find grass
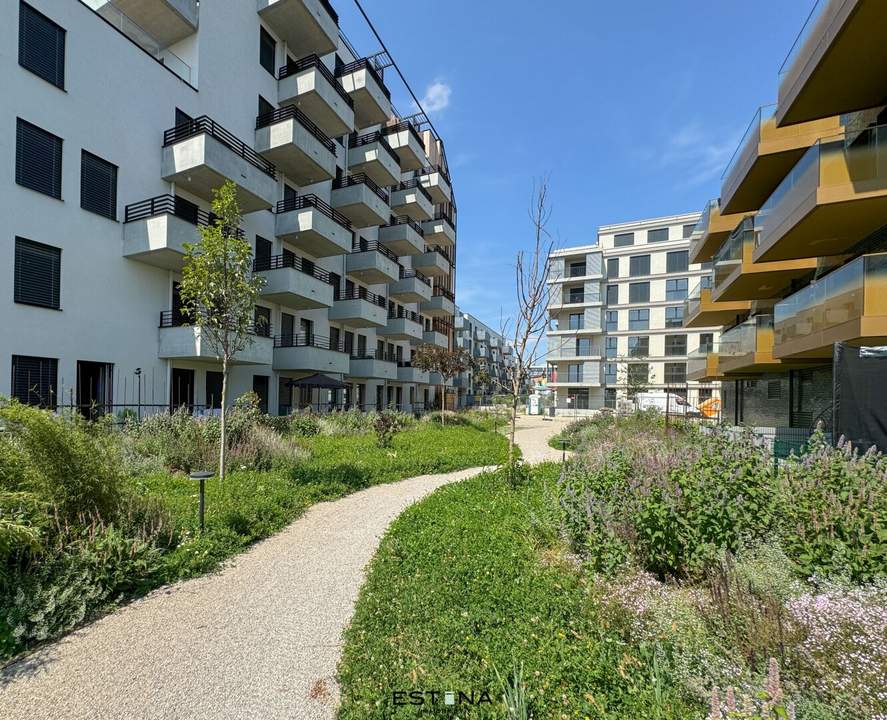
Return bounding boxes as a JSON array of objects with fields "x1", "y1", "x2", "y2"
[{"x1": 336, "y1": 466, "x2": 700, "y2": 719}]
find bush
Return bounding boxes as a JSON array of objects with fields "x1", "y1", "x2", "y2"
[{"x1": 372, "y1": 411, "x2": 402, "y2": 448}]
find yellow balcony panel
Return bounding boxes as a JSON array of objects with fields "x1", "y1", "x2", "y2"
[
  {"x1": 683, "y1": 279, "x2": 751, "y2": 329},
  {"x1": 776, "y1": 0, "x2": 887, "y2": 127},
  {"x1": 712, "y1": 218, "x2": 817, "y2": 302},
  {"x1": 721, "y1": 104, "x2": 842, "y2": 214},
  {"x1": 774, "y1": 253, "x2": 887, "y2": 359},
  {"x1": 687, "y1": 199, "x2": 749, "y2": 265},
  {"x1": 718, "y1": 315, "x2": 780, "y2": 375},
  {"x1": 755, "y1": 125, "x2": 887, "y2": 263}
]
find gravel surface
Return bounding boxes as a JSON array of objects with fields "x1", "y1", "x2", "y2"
[
  {"x1": 510, "y1": 413, "x2": 573, "y2": 464},
  {"x1": 0, "y1": 466, "x2": 495, "y2": 720}
]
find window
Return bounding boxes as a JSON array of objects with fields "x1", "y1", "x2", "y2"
[
  {"x1": 576, "y1": 338, "x2": 592, "y2": 356},
  {"x1": 664, "y1": 362, "x2": 687, "y2": 384},
  {"x1": 606, "y1": 284, "x2": 618, "y2": 304},
  {"x1": 568, "y1": 313, "x2": 583, "y2": 330},
  {"x1": 19, "y1": 2, "x2": 65, "y2": 89},
  {"x1": 698, "y1": 388, "x2": 713, "y2": 401},
  {"x1": 767, "y1": 380, "x2": 782, "y2": 399},
  {"x1": 666, "y1": 250, "x2": 689, "y2": 273},
  {"x1": 628, "y1": 282, "x2": 650, "y2": 304},
  {"x1": 258, "y1": 95, "x2": 274, "y2": 117},
  {"x1": 14, "y1": 237, "x2": 60, "y2": 309},
  {"x1": 604, "y1": 363, "x2": 617, "y2": 385},
  {"x1": 259, "y1": 27, "x2": 276, "y2": 75},
  {"x1": 629, "y1": 254, "x2": 650, "y2": 277},
  {"x1": 254, "y1": 306, "x2": 272, "y2": 337},
  {"x1": 666, "y1": 277, "x2": 688, "y2": 301},
  {"x1": 665, "y1": 306, "x2": 684, "y2": 328},
  {"x1": 567, "y1": 364, "x2": 583, "y2": 382},
  {"x1": 647, "y1": 228, "x2": 669, "y2": 243},
  {"x1": 206, "y1": 372, "x2": 223, "y2": 409},
  {"x1": 683, "y1": 223, "x2": 697, "y2": 239},
  {"x1": 606, "y1": 257, "x2": 619, "y2": 278},
  {"x1": 628, "y1": 308, "x2": 649, "y2": 330},
  {"x1": 253, "y1": 375, "x2": 269, "y2": 413},
  {"x1": 699, "y1": 333, "x2": 714, "y2": 353},
  {"x1": 255, "y1": 236, "x2": 272, "y2": 263},
  {"x1": 614, "y1": 232, "x2": 634, "y2": 247},
  {"x1": 568, "y1": 261, "x2": 586, "y2": 277},
  {"x1": 628, "y1": 336, "x2": 649, "y2": 357},
  {"x1": 16, "y1": 118, "x2": 62, "y2": 199},
  {"x1": 605, "y1": 337, "x2": 618, "y2": 358},
  {"x1": 605, "y1": 310, "x2": 618, "y2": 332},
  {"x1": 627, "y1": 364, "x2": 649, "y2": 385},
  {"x1": 80, "y1": 150, "x2": 117, "y2": 219},
  {"x1": 11, "y1": 354, "x2": 58, "y2": 408},
  {"x1": 330, "y1": 326, "x2": 341, "y2": 351},
  {"x1": 568, "y1": 286, "x2": 584, "y2": 303},
  {"x1": 604, "y1": 388, "x2": 617, "y2": 409},
  {"x1": 665, "y1": 334, "x2": 687, "y2": 356}
]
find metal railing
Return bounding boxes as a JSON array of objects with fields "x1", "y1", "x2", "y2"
[
  {"x1": 252, "y1": 253, "x2": 333, "y2": 284},
  {"x1": 159, "y1": 311, "x2": 271, "y2": 337},
  {"x1": 399, "y1": 267, "x2": 431, "y2": 286},
  {"x1": 163, "y1": 115, "x2": 276, "y2": 178},
  {"x1": 429, "y1": 318, "x2": 452, "y2": 334},
  {"x1": 384, "y1": 119, "x2": 423, "y2": 148},
  {"x1": 336, "y1": 286, "x2": 387, "y2": 307},
  {"x1": 424, "y1": 244, "x2": 454, "y2": 266},
  {"x1": 352, "y1": 350, "x2": 397, "y2": 362},
  {"x1": 415, "y1": 163, "x2": 451, "y2": 184},
  {"x1": 275, "y1": 193, "x2": 352, "y2": 230},
  {"x1": 255, "y1": 105, "x2": 336, "y2": 153},
  {"x1": 432, "y1": 286, "x2": 455, "y2": 301},
  {"x1": 335, "y1": 58, "x2": 390, "y2": 99},
  {"x1": 351, "y1": 237, "x2": 400, "y2": 263},
  {"x1": 389, "y1": 307, "x2": 422, "y2": 324},
  {"x1": 383, "y1": 216, "x2": 425, "y2": 236},
  {"x1": 274, "y1": 333, "x2": 345, "y2": 352},
  {"x1": 393, "y1": 178, "x2": 433, "y2": 205},
  {"x1": 123, "y1": 195, "x2": 244, "y2": 237},
  {"x1": 348, "y1": 130, "x2": 400, "y2": 166},
  {"x1": 433, "y1": 208, "x2": 456, "y2": 228},
  {"x1": 278, "y1": 54, "x2": 353, "y2": 108},
  {"x1": 332, "y1": 172, "x2": 389, "y2": 203}
]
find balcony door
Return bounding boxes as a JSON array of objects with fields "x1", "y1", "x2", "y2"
[
  {"x1": 76, "y1": 360, "x2": 113, "y2": 418},
  {"x1": 171, "y1": 368, "x2": 194, "y2": 411}
]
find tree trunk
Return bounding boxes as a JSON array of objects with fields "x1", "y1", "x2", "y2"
[
  {"x1": 219, "y1": 356, "x2": 228, "y2": 482},
  {"x1": 439, "y1": 384, "x2": 445, "y2": 426},
  {"x1": 508, "y1": 391, "x2": 518, "y2": 470}
]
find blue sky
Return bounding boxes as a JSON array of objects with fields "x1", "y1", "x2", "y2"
[{"x1": 336, "y1": 0, "x2": 813, "y2": 326}]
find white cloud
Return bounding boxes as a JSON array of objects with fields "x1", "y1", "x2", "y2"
[
  {"x1": 419, "y1": 80, "x2": 451, "y2": 114},
  {"x1": 655, "y1": 121, "x2": 741, "y2": 188}
]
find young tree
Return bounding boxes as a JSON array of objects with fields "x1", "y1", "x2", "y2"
[
  {"x1": 473, "y1": 365, "x2": 492, "y2": 398},
  {"x1": 411, "y1": 344, "x2": 471, "y2": 425},
  {"x1": 179, "y1": 181, "x2": 265, "y2": 480},
  {"x1": 618, "y1": 357, "x2": 650, "y2": 403}
]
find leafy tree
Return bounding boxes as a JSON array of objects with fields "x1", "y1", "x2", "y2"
[
  {"x1": 473, "y1": 365, "x2": 492, "y2": 397},
  {"x1": 411, "y1": 344, "x2": 471, "y2": 425},
  {"x1": 618, "y1": 358, "x2": 650, "y2": 401},
  {"x1": 179, "y1": 181, "x2": 265, "y2": 480}
]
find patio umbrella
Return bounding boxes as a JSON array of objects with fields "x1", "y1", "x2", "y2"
[{"x1": 285, "y1": 373, "x2": 347, "y2": 390}]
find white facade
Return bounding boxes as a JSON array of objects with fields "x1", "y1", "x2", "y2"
[
  {"x1": 3, "y1": 0, "x2": 457, "y2": 415},
  {"x1": 547, "y1": 212, "x2": 721, "y2": 413}
]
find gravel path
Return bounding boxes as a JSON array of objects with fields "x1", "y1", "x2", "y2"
[
  {"x1": 511, "y1": 413, "x2": 573, "y2": 464},
  {"x1": 0, "y1": 466, "x2": 495, "y2": 720}
]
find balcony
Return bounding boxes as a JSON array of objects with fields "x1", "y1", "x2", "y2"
[
  {"x1": 328, "y1": 287, "x2": 388, "y2": 328},
  {"x1": 683, "y1": 276, "x2": 752, "y2": 328},
  {"x1": 389, "y1": 268, "x2": 432, "y2": 302},
  {"x1": 378, "y1": 308, "x2": 424, "y2": 342},
  {"x1": 123, "y1": 195, "x2": 230, "y2": 270},
  {"x1": 776, "y1": 0, "x2": 887, "y2": 127},
  {"x1": 687, "y1": 347, "x2": 722, "y2": 381},
  {"x1": 397, "y1": 361, "x2": 430, "y2": 384},
  {"x1": 383, "y1": 121, "x2": 427, "y2": 171},
  {"x1": 422, "y1": 322, "x2": 449, "y2": 348},
  {"x1": 346, "y1": 239, "x2": 400, "y2": 284},
  {"x1": 420, "y1": 287, "x2": 455, "y2": 317},
  {"x1": 420, "y1": 212, "x2": 456, "y2": 247},
  {"x1": 773, "y1": 253, "x2": 887, "y2": 358},
  {"x1": 329, "y1": 173, "x2": 389, "y2": 228},
  {"x1": 158, "y1": 312, "x2": 273, "y2": 365},
  {"x1": 257, "y1": 0, "x2": 339, "y2": 58},
  {"x1": 378, "y1": 217, "x2": 425, "y2": 256},
  {"x1": 721, "y1": 105, "x2": 843, "y2": 214},
  {"x1": 255, "y1": 106, "x2": 336, "y2": 186},
  {"x1": 687, "y1": 199, "x2": 749, "y2": 265},
  {"x1": 346, "y1": 131, "x2": 401, "y2": 187},
  {"x1": 277, "y1": 55, "x2": 354, "y2": 138},
  {"x1": 274, "y1": 194, "x2": 352, "y2": 257},
  {"x1": 336, "y1": 59, "x2": 392, "y2": 129},
  {"x1": 754, "y1": 124, "x2": 887, "y2": 263},
  {"x1": 413, "y1": 246, "x2": 453, "y2": 278},
  {"x1": 348, "y1": 351, "x2": 397, "y2": 380},
  {"x1": 718, "y1": 315, "x2": 780, "y2": 375},
  {"x1": 273, "y1": 333, "x2": 350, "y2": 374},
  {"x1": 547, "y1": 341, "x2": 603, "y2": 361},
  {"x1": 105, "y1": 0, "x2": 197, "y2": 45},
  {"x1": 549, "y1": 288, "x2": 603, "y2": 310},
  {"x1": 414, "y1": 165, "x2": 452, "y2": 205},
  {"x1": 390, "y1": 180, "x2": 433, "y2": 222},
  {"x1": 253, "y1": 254, "x2": 334, "y2": 309},
  {"x1": 712, "y1": 218, "x2": 817, "y2": 302},
  {"x1": 161, "y1": 116, "x2": 277, "y2": 212}
]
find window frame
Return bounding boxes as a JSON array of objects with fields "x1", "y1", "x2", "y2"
[
  {"x1": 16, "y1": 117, "x2": 63, "y2": 199},
  {"x1": 647, "y1": 227, "x2": 669, "y2": 243},
  {"x1": 14, "y1": 236, "x2": 61, "y2": 310},
  {"x1": 629, "y1": 254, "x2": 651, "y2": 277},
  {"x1": 613, "y1": 232, "x2": 634, "y2": 248},
  {"x1": 666, "y1": 250, "x2": 689, "y2": 273},
  {"x1": 80, "y1": 149, "x2": 118, "y2": 220},
  {"x1": 259, "y1": 26, "x2": 277, "y2": 76},
  {"x1": 665, "y1": 277, "x2": 689, "y2": 301},
  {"x1": 664, "y1": 334, "x2": 688, "y2": 357},
  {"x1": 19, "y1": 1, "x2": 66, "y2": 90},
  {"x1": 628, "y1": 281, "x2": 650, "y2": 304},
  {"x1": 628, "y1": 308, "x2": 649, "y2": 331}
]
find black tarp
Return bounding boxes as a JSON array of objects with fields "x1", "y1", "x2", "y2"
[{"x1": 833, "y1": 342, "x2": 887, "y2": 452}]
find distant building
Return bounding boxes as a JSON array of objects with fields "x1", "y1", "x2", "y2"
[{"x1": 453, "y1": 309, "x2": 514, "y2": 404}]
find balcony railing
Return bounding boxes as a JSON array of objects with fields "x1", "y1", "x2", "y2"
[
  {"x1": 335, "y1": 58, "x2": 390, "y2": 99},
  {"x1": 278, "y1": 54, "x2": 353, "y2": 108},
  {"x1": 720, "y1": 315, "x2": 773, "y2": 357},
  {"x1": 778, "y1": 0, "x2": 829, "y2": 85},
  {"x1": 430, "y1": 318, "x2": 452, "y2": 334},
  {"x1": 332, "y1": 172, "x2": 389, "y2": 203},
  {"x1": 395, "y1": 178, "x2": 433, "y2": 204},
  {"x1": 433, "y1": 208, "x2": 457, "y2": 228},
  {"x1": 124, "y1": 195, "x2": 244, "y2": 237},
  {"x1": 275, "y1": 333, "x2": 345, "y2": 352},
  {"x1": 425, "y1": 244, "x2": 454, "y2": 266},
  {"x1": 353, "y1": 350, "x2": 396, "y2": 362},
  {"x1": 722, "y1": 104, "x2": 777, "y2": 187},
  {"x1": 351, "y1": 237, "x2": 399, "y2": 263},
  {"x1": 383, "y1": 216, "x2": 425, "y2": 236},
  {"x1": 275, "y1": 193, "x2": 352, "y2": 230},
  {"x1": 399, "y1": 267, "x2": 431, "y2": 286},
  {"x1": 415, "y1": 163, "x2": 451, "y2": 184},
  {"x1": 432, "y1": 286, "x2": 455, "y2": 301},
  {"x1": 336, "y1": 286, "x2": 387, "y2": 308},
  {"x1": 348, "y1": 130, "x2": 400, "y2": 165},
  {"x1": 163, "y1": 115, "x2": 277, "y2": 178},
  {"x1": 774, "y1": 253, "x2": 887, "y2": 350},
  {"x1": 389, "y1": 307, "x2": 422, "y2": 324},
  {"x1": 255, "y1": 105, "x2": 336, "y2": 153},
  {"x1": 384, "y1": 120, "x2": 423, "y2": 147},
  {"x1": 713, "y1": 219, "x2": 752, "y2": 287},
  {"x1": 159, "y1": 310, "x2": 272, "y2": 337},
  {"x1": 252, "y1": 253, "x2": 334, "y2": 284}
]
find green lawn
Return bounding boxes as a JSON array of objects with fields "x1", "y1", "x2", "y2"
[{"x1": 337, "y1": 466, "x2": 700, "y2": 719}]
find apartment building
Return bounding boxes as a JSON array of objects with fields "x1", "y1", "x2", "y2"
[
  {"x1": 4, "y1": 0, "x2": 457, "y2": 416},
  {"x1": 547, "y1": 213, "x2": 722, "y2": 413},
  {"x1": 686, "y1": 0, "x2": 887, "y2": 432},
  {"x1": 453, "y1": 309, "x2": 514, "y2": 403}
]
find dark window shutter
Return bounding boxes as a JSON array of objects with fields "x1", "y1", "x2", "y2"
[
  {"x1": 16, "y1": 118, "x2": 62, "y2": 198},
  {"x1": 255, "y1": 236, "x2": 272, "y2": 261},
  {"x1": 81, "y1": 150, "x2": 118, "y2": 219},
  {"x1": 259, "y1": 27, "x2": 276, "y2": 75},
  {"x1": 258, "y1": 95, "x2": 274, "y2": 117},
  {"x1": 11, "y1": 354, "x2": 58, "y2": 408},
  {"x1": 19, "y1": 2, "x2": 65, "y2": 89},
  {"x1": 14, "y1": 236, "x2": 61, "y2": 309}
]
